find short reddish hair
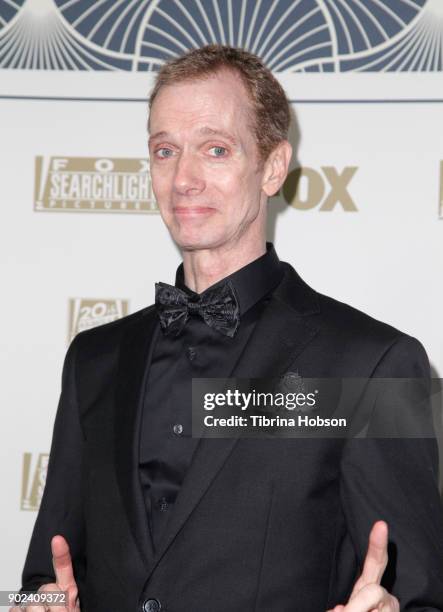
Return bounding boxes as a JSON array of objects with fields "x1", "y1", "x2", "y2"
[{"x1": 148, "y1": 45, "x2": 290, "y2": 163}]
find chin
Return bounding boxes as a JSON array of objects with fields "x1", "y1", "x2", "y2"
[
  {"x1": 169, "y1": 219, "x2": 222, "y2": 249},
  {"x1": 172, "y1": 229, "x2": 226, "y2": 252},
  {"x1": 175, "y1": 237, "x2": 216, "y2": 251}
]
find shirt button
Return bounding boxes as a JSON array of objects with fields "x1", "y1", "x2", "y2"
[
  {"x1": 142, "y1": 598, "x2": 161, "y2": 612},
  {"x1": 173, "y1": 423, "x2": 183, "y2": 436},
  {"x1": 186, "y1": 346, "x2": 196, "y2": 361}
]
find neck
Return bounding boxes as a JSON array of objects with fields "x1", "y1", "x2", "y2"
[{"x1": 181, "y1": 238, "x2": 267, "y2": 294}]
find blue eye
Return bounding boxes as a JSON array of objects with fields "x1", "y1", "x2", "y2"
[
  {"x1": 157, "y1": 148, "x2": 173, "y2": 158},
  {"x1": 210, "y1": 146, "x2": 227, "y2": 157}
]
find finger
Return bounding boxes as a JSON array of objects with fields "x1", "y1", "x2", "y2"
[
  {"x1": 368, "y1": 594, "x2": 399, "y2": 612},
  {"x1": 51, "y1": 535, "x2": 76, "y2": 591},
  {"x1": 378, "y1": 594, "x2": 400, "y2": 612},
  {"x1": 9, "y1": 608, "x2": 45, "y2": 612},
  {"x1": 20, "y1": 591, "x2": 69, "y2": 612},
  {"x1": 35, "y1": 583, "x2": 66, "y2": 612},
  {"x1": 9, "y1": 583, "x2": 72, "y2": 612},
  {"x1": 358, "y1": 521, "x2": 389, "y2": 588},
  {"x1": 50, "y1": 585, "x2": 77, "y2": 612},
  {"x1": 40, "y1": 582, "x2": 77, "y2": 612},
  {"x1": 344, "y1": 584, "x2": 389, "y2": 612},
  {"x1": 48, "y1": 535, "x2": 80, "y2": 612}
]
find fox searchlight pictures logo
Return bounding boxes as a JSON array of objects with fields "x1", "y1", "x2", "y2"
[{"x1": 34, "y1": 156, "x2": 157, "y2": 213}]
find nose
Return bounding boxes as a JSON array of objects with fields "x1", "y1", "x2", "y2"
[{"x1": 173, "y1": 152, "x2": 205, "y2": 195}]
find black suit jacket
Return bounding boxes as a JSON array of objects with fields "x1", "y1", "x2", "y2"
[{"x1": 22, "y1": 262, "x2": 443, "y2": 611}]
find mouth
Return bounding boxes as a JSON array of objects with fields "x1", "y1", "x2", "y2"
[{"x1": 173, "y1": 206, "x2": 215, "y2": 216}]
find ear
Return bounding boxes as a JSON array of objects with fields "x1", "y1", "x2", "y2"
[{"x1": 261, "y1": 140, "x2": 292, "y2": 197}]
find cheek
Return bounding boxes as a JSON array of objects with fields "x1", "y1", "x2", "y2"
[
  {"x1": 209, "y1": 166, "x2": 253, "y2": 200},
  {"x1": 150, "y1": 172, "x2": 172, "y2": 221},
  {"x1": 150, "y1": 167, "x2": 175, "y2": 210},
  {"x1": 220, "y1": 170, "x2": 262, "y2": 212}
]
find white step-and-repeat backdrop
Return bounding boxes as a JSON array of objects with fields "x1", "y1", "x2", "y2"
[{"x1": 1, "y1": 0, "x2": 442, "y2": 590}]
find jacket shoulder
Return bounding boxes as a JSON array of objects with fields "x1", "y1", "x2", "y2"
[
  {"x1": 317, "y1": 291, "x2": 402, "y2": 343},
  {"x1": 70, "y1": 304, "x2": 156, "y2": 356},
  {"x1": 279, "y1": 263, "x2": 428, "y2": 373},
  {"x1": 315, "y1": 291, "x2": 429, "y2": 375},
  {"x1": 280, "y1": 261, "x2": 404, "y2": 345}
]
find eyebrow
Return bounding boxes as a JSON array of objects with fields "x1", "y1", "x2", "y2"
[
  {"x1": 148, "y1": 126, "x2": 239, "y2": 147},
  {"x1": 148, "y1": 131, "x2": 168, "y2": 146},
  {"x1": 197, "y1": 126, "x2": 239, "y2": 147}
]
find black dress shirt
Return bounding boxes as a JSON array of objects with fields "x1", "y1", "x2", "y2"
[{"x1": 139, "y1": 242, "x2": 283, "y2": 551}]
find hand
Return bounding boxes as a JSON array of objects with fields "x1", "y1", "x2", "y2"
[
  {"x1": 10, "y1": 535, "x2": 80, "y2": 612},
  {"x1": 327, "y1": 521, "x2": 399, "y2": 612}
]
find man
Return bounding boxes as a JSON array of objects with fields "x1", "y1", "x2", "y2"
[{"x1": 17, "y1": 45, "x2": 443, "y2": 611}]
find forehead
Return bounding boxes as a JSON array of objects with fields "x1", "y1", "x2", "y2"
[{"x1": 149, "y1": 69, "x2": 254, "y2": 138}]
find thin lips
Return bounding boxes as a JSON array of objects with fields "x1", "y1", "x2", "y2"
[{"x1": 173, "y1": 205, "x2": 214, "y2": 213}]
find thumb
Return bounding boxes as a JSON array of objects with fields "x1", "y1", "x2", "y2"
[
  {"x1": 51, "y1": 535, "x2": 77, "y2": 590},
  {"x1": 355, "y1": 521, "x2": 389, "y2": 592}
]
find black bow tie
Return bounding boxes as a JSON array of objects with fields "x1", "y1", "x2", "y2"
[{"x1": 155, "y1": 280, "x2": 240, "y2": 338}]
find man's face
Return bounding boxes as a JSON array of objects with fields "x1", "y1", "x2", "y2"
[{"x1": 148, "y1": 70, "x2": 268, "y2": 251}]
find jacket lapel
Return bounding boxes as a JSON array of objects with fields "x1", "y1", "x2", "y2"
[
  {"x1": 146, "y1": 262, "x2": 321, "y2": 577},
  {"x1": 114, "y1": 306, "x2": 160, "y2": 571}
]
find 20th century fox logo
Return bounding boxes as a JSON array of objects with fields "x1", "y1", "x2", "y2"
[
  {"x1": 68, "y1": 298, "x2": 128, "y2": 341},
  {"x1": 34, "y1": 156, "x2": 157, "y2": 213},
  {"x1": 21, "y1": 453, "x2": 49, "y2": 511}
]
